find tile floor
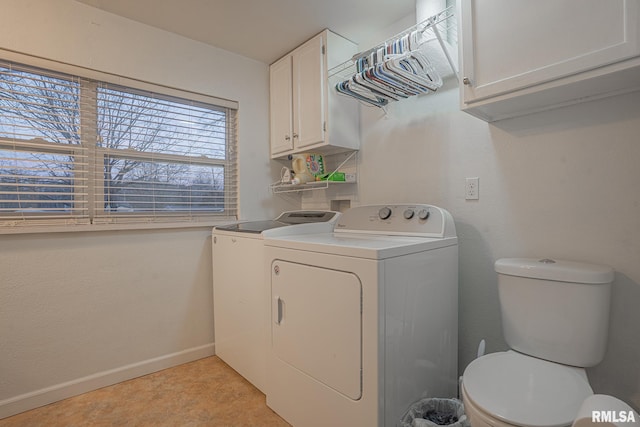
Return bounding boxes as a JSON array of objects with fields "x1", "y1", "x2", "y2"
[{"x1": 0, "y1": 356, "x2": 290, "y2": 427}]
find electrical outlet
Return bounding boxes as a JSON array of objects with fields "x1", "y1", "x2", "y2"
[{"x1": 465, "y1": 177, "x2": 479, "y2": 200}]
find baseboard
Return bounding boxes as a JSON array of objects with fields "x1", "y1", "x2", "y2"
[{"x1": 0, "y1": 343, "x2": 215, "y2": 420}]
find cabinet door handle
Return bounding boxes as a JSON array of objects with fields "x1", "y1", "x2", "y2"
[
  {"x1": 284, "y1": 135, "x2": 291, "y2": 141},
  {"x1": 292, "y1": 133, "x2": 299, "y2": 139},
  {"x1": 463, "y1": 77, "x2": 472, "y2": 86}
]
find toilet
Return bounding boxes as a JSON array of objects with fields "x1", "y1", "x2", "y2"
[{"x1": 461, "y1": 257, "x2": 631, "y2": 427}]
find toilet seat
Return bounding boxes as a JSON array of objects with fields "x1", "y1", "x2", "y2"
[{"x1": 462, "y1": 351, "x2": 593, "y2": 427}]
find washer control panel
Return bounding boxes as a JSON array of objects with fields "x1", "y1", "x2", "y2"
[
  {"x1": 335, "y1": 204, "x2": 455, "y2": 238},
  {"x1": 379, "y1": 206, "x2": 431, "y2": 221}
]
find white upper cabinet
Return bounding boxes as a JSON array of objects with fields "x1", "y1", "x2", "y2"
[
  {"x1": 269, "y1": 30, "x2": 360, "y2": 159},
  {"x1": 270, "y1": 55, "x2": 294, "y2": 155},
  {"x1": 459, "y1": 0, "x2": 640, "y2": 121},
  {"x1": 293, "y1": 35, "x2": 326, "y2": 149}
]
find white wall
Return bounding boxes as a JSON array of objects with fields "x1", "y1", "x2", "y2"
[
  {"x1": 305, "y1": 79, "x2": 640, "y2": 409},
  {"x1": 0, "y1": 0, "x2": 280, "y2": 418},
  {"x1": 0, "y1": 229, "x2": 214, "y2": 415}
]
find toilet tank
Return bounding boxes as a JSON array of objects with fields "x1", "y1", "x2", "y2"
[{"x1": 495, "y1": 258, "x2": 614, "y2": 367}]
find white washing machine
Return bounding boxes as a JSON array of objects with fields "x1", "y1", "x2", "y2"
[
  {"x1": 212, "y1": 211, "x2": 340, "y2": 393},
  {"x1": 264, "y1": 204, "x2": 459, "y2": 427}
]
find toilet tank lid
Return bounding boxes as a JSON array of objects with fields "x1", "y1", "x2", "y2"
[{"x1": 495, "y1": 258, "x2": 614, "y2": 284}]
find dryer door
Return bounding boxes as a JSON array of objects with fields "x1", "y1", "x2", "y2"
[{"x1": 271, "y1": 260, "x2": 362, "y2": 400}]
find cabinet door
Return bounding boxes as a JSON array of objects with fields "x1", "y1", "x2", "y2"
[
  {"x1": 461, "y1": 0, "x2": 640, "y2": 104},
  {"x1": 292, "y1": 34, "x2": 326, "y2": 149},
  {"x1": 270, "y1": 55, "x2": 294, "y2": 156}
]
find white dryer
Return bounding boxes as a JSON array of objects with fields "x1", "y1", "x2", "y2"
[
  {"x1": 212, "y1": 211, "x2": 339, "y2": 393},
  {"x1": 264, "y1": 204, "x2": 458, "y2": 427}
]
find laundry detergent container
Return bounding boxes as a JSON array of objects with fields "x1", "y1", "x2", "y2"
[{"x1": 495, "y1": 258, "x2": 614, "y2": 367}]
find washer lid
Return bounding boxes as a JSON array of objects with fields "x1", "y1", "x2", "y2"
[
  {"x1": 215, "y1": 211, "x2": 340, "y2": 235},
  {"x1": 463, "y1": 351, "x2": 593, "y2": 427},
  {"x1": 215, "y1": 220, "x2": 288, "y2": 234}
]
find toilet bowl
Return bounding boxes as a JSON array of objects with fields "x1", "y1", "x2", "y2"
[
  {"x1": 461, "y1": 258, "x2": 627, "y2": 427},
  {"x1": 573, "y1": 395, "x2": 639, "y2": 427}
]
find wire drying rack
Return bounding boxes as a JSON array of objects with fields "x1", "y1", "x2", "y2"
[{"x1": 329, "y1": 6, "x2": 458, "y2": 109}]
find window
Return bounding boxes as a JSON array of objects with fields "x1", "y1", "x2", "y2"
[
  {"x1": 0, "y1": 65, "x2": 83, "y2": 221},
  {"x1": 0, "y1": 60, "x2": 237, "y2": 227}
]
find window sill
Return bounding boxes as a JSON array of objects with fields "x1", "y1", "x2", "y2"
[{"x1": 0, "y1": 220, "x2": 237, "y2": 235}]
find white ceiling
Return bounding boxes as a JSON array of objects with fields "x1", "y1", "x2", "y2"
[{"x1": 75, "y1": 0, "x2": 416, "y2": 64}]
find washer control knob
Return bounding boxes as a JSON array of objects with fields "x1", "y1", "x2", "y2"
[
  {"x1": 417, "y1": 209, "x2": 430, "y2": 220},
  {"x1": 378, "y1": 207, "x2": 392, "y2": 220},
  {"x1": 403, "y1": 209, "x2": 414, "y2": 219}
]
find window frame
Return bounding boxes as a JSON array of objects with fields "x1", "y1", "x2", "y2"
[{"x1": 0, "y1": 51, "x2": 238, "y2": 230}]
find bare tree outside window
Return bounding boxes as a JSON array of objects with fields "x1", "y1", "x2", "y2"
[
  {"x1": 0, "y1": 62, "x2": 235, "y2": 222},
  {"x1": 0, "y1": 66, "x2": 80, "y2": 214},
  {"x1": 97, "y1": 87, "x2": 227, "y2": 213}
]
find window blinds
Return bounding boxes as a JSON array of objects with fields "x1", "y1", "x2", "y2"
[
  {"x1": 93, "y1": 84, "x2": 238, "y2": 223},
  {"x1": 0, "y1": 60, "x2": 238, "y2": 227},
  {"x1": 0, "y1": 62, "x2": 88, "y2": 224}
]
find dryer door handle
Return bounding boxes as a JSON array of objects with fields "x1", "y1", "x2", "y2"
[{"x1": 274, "y1": 296, "x2": 285, "y2": 325}]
